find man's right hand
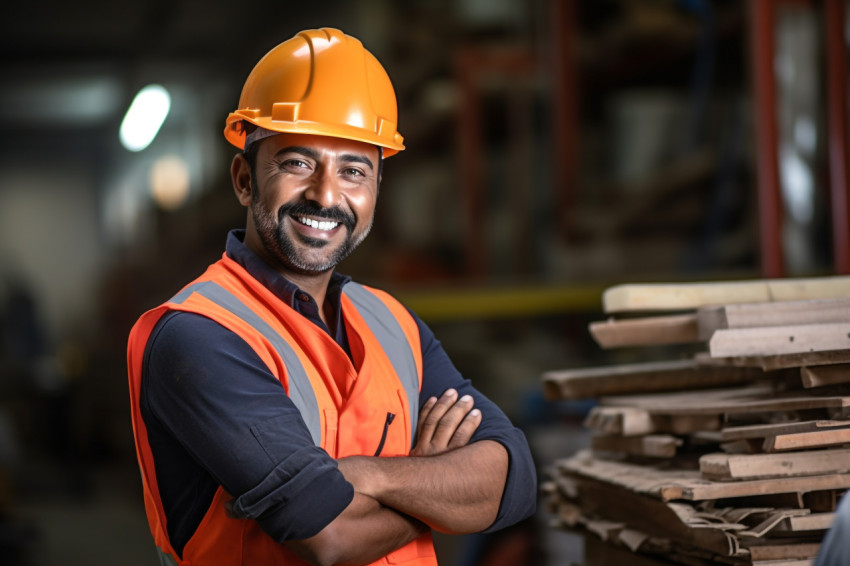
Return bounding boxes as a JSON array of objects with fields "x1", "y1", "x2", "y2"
[{"x1": 410, "y1": 389, "x2": 482, "y2": 457}]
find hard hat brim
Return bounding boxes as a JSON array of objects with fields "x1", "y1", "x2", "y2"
[{"x1": 224, "y1": 113, "x2": 404, "y2": 157}]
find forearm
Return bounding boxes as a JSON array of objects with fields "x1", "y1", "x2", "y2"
[
  {"x1": 341, "y1": 440, "x2": 508, "y2": 534},
  {"x1": 286, "y1": 492, "x2": 427, "y2": 566}
]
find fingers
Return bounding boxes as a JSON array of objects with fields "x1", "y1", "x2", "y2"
[
  {"x1": 419, "y1": 389, "x2": 458, "y2": 443},
  {"x1": 447, "y1": 407, "x2": 481, "y2": 450},
  {"x1": 431, "y1": 393, "x2": 474, "y2": 448},
  {"x1": 417, "y1": 395, "x2": 439, "y2": 433},
  {"x1": 412, "y1": 389, "x2": 482, "y2": 456}
]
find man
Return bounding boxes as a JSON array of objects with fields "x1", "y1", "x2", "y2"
[{"x1": 127, "y1": 27, "x2": 536, "y2": 566}]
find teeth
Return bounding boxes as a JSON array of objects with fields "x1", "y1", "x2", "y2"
[{"x1": 298, "y1": 216, "x2": 339, "y2": 231}]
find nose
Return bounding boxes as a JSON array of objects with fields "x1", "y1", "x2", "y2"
[{"x1": 303, "y1": 169, "x2": 342, "y2": 209}]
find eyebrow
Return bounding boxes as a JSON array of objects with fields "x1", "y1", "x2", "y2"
[
  {"x1": 273, "y1": 146, "x2": 320, "y2": 161},
  {"x1": 340, "y1": 153, "x2": 374, "y2": 171},
  {"x1": 273, "y1": 146, "x2": 375, "y2": 171}
]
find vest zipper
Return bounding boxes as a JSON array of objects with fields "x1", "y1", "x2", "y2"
[{"x1": 374, "y1": 412, "x2": 396, "y2": 457}]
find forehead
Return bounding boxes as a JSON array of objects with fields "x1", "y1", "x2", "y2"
[{"x1": 260, "y1": 132, "x2": 379, "y2": 162}]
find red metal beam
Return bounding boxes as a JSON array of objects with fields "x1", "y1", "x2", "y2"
[
  {"x1": 455, "y1": 47, "x2": 536, "y2": 278},
  {"x1": 750, "y1": 0, "x2": 785, "y2": 277},
  {"x1": 551, "y1": 0, "x2": 579, "y2": 239},
  {"x1": 455, "y1": 49, "x2": 486, "y2": 278},
  {"x1": 825, "y1": 0, "x2": 850, "y2": 274}
]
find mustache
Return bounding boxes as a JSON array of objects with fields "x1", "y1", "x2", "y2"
[{"x1": 278, "y1": 202, "x2": 356, "y2": 231}]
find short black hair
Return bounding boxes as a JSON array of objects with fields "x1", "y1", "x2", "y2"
[{"x1": 241, "y1": 122, "x2": 260, "y2": 171}]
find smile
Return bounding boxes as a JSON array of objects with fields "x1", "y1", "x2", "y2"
[{"x1": 297, "y1": 216, "x2": 340, "y2": 232}]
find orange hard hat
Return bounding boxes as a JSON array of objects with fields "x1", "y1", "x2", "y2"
[{"x1": 224, "y1": 28, "x2": 405, "y2": 156}]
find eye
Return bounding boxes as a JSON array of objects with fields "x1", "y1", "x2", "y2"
[
  {"x1": 278, "y1": 158, "x2": 311, "y2": 172},
  {"x1": 276, "y1": 157, "x2": 313, "y2": 175},
  {"x1": 341, "y1": 166, "x2": 366, "y2": 178}
]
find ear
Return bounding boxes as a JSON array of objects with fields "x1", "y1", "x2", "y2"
[{"x1": 231, "y1": 153, "x2": 254, "y2": 207}]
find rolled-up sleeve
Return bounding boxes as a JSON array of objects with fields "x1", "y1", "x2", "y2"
[
  {"x1": 410, "y1": 310, "x2": 538, "y2": 532},
  {"x1": 142, "y1": 312, "x2": 353, "y2": 543}
]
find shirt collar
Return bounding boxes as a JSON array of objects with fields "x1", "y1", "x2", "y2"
[{"x1": 224, "y1": 229, "x2": 351, "y2": 336}]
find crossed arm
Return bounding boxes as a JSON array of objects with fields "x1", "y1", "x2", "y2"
[{"x1": 285, "y1": 389, "x2": 508, "y2": 566}]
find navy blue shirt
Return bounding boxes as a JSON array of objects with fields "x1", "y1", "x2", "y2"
[{"x1": 140, "y1": 230, "x2": 536, "y2": 556}]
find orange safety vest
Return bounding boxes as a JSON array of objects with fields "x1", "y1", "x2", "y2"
[{"x1": 127, "y1": 254, "x2": 437, "y2": 565}]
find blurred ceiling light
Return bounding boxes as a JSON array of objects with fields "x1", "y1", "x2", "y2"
[
  {"x1": 780, "y1": 145, "x2": 814, "y2": 224},
  {"x1": 150, "y1": 155, "x2": 190, "y2": 211},
  {"x1": 120, "y1": 84, "x2": 171, "y2": 152},
  {"x1": 0, "y1": 76, "x2": 122, "y2": 124}
]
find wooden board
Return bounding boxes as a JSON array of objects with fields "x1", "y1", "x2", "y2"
[
  {"x1": 602, "y1": 276, "x2": 850, "y2": 314},
  {"x1": 774, "y1": 512, "x2": 835, "y2": 533},
  {"x1": 584, "y1": 406, "x2": 722, "y2": 436},
  {"x1": 600, "y1": 385, "x2": 850, "y2": 418},
  {"x1": 765, "y1": 427, "x2": 850, "y2": 452},
  {"x1": 720, "y1": 420, "x2": 850, "y2": 442},
  {"x1": 584, "y1": 406, "x2": 655, "y2": 436},
  {"x1": 697, "y1": 298, "x2": 850, "y2": 339},
  {"x1": 591, "y1": 434, "x2": 682, "y2": 458},
  {"x1": 709, "y1": 323, "x2": 850, "y2": 358},
  {"x1": 801, "y1": 364, "x2": 850, "y2": 388},
  {"x1": 558, "y1": 450, "x2": 850, "y2": 502},
  {"x1": 738, "y1": 509, "x2": 812, "y2": 537},
  {"x1": 746, "y1": 542, "x2": 820, "y2": 561},
  {"x1": 542, "y1": 358, "x2": 765, "y2": 401},
  {"x1": 705, "y1": 350, "x2": 850, "y2": 371},
  {"x1": 589, "y1": 314, "x2": 699, "y2": 348},
  {"x1": 700, "y1": 448, "x2": 850, "y2": 481}
]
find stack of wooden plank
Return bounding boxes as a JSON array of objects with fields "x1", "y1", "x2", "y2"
[{"x1": 542, "y1": 275, "x2": 850, "y2": 566}]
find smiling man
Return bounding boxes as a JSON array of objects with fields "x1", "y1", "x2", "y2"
[{"x1": 127, "y1": 28, "x2": 536, "y2": 566}]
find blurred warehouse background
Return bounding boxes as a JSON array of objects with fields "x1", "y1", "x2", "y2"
[{"x1": 0, "y1": 0, "x2": 847, "y2": 564}]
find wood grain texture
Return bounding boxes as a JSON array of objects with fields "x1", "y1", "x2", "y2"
[
  {"x1": 589, "y1": 314, "x2": 699, "y2": 348},
  {"x1": 700, "y1": 448, "x2": 850, "y2": 481},
  {"x1": 709, "y1": 324, "x2": 850, "y2": 358},
  {"x1": 602, "y1": 276, "x2": 850, "y2": 313},
  {"x1": 543, "y1": 358, "x2": 764, "y2": 401}
]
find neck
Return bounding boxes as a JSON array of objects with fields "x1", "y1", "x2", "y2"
[
  {"x1": 282, "y1": 270, "x2": 333, "y2": 314},
  {"x1": 243, "y1": 228, "x2": 334, "y2": 321}
]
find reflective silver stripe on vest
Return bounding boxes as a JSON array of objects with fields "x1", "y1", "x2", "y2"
[
  {"x1": 343, "y1": 282, "x2": 420, "y2": 445},
  {"x1": 156, "y1": 547, "x2": 179, "y2": 566},
  {"x1": 171, "y1": 282, "x2": 322, "y2": 445}
]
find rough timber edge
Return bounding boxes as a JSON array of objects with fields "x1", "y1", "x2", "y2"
[{"x1": 602, "y1": 275, "x2": 850, "y2": 314}]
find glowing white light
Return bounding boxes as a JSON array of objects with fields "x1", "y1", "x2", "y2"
[
  {"x1": 780, "y1": 145, "x2": 814, "y2": 224},
  {"x1": 119, "y1": 84, "x2": 170, "y2": 152}
]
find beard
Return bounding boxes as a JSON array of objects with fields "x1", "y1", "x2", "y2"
[{"x1": 252, "y1": 197, "x2": 372, "y2": 275}]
